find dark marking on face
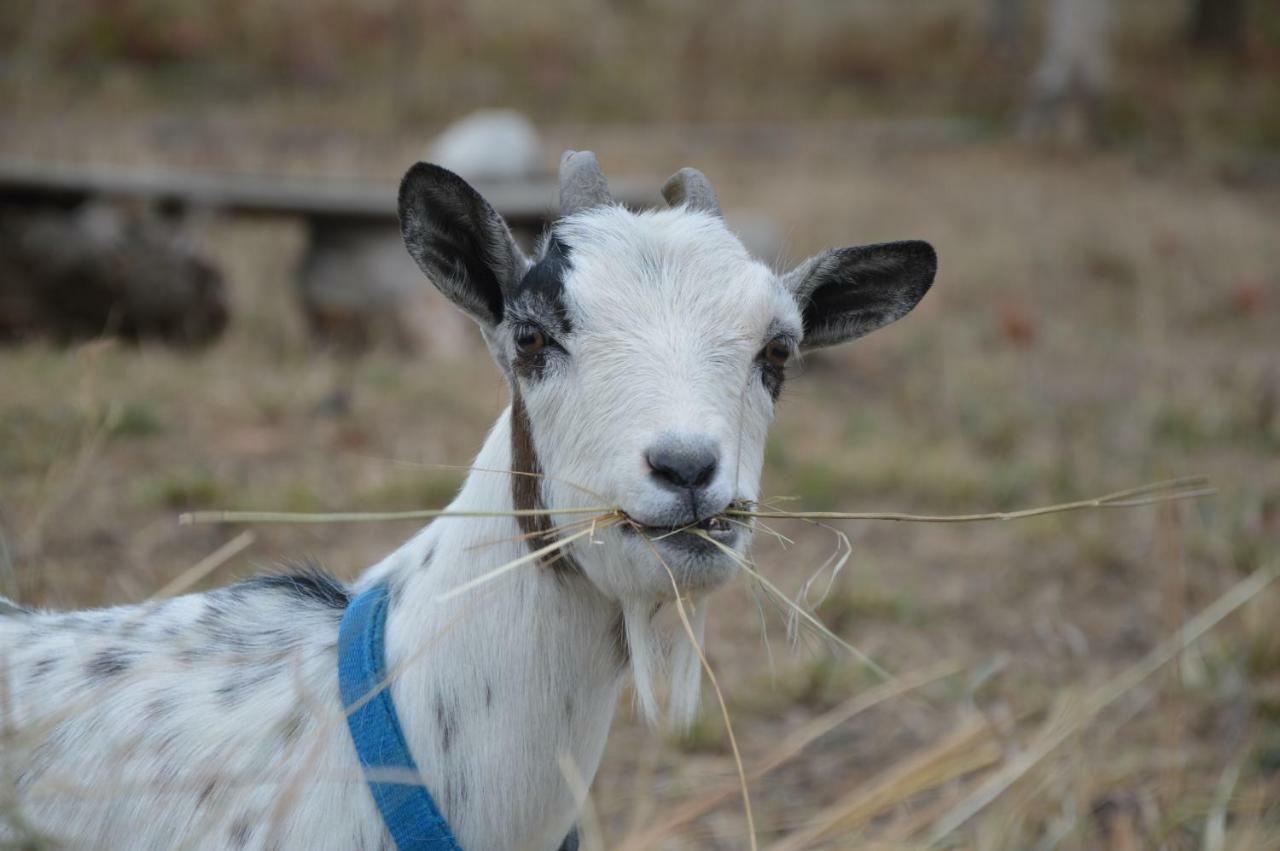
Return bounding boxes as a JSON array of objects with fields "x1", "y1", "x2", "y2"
[
  {"x1": 86, "y1": 647, "x2": 132, "y2": 679},
  {"x1": 436, "y1": 695, "x2": 454, "y2": 755},
  {"x1": 760, "y1": 361, "x2": 785, "y2": 401},
  {"x1": 242, "y1": 563, "x2": 350, "y2": 611},
  {"x1": 229, "y1": 815, "x2": 254, "y2": 849},
  {"x1": 514, "y1": 237, "x2": 573, "y2": 327},
  {"x1": 510, "y1": 387, "x2": 582, "y2": 577},
  {"x1": 509, "y1": 236, "x2": 574, "y2": 381}
]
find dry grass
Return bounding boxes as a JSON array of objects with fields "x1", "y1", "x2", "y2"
[{"x1": 2, "y1": 115, "x2": 1279, "y2": 848}]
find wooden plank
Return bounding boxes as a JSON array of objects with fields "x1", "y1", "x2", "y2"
[{"x1": 0, "y1": 160, "x2": 660, "y2": 225}]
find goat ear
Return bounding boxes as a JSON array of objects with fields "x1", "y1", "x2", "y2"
[
  {"x1": 784, "y1": 240, "x2": 936, "y2": 349},
  {"x1": 398, "y1": 162, "x2": 528, "y2": 328}
]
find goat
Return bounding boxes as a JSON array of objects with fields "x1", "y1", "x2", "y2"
[{"x1": 0, "y1": 151, "x2": 936, "y2": 850}]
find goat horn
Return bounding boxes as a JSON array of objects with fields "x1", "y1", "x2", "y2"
[
  {"x1": 661, "y1": 167, "x2": 721, "y2": 218},
  {"x1": 559, "y1": 150, "x2": 612, "y2": 216}
]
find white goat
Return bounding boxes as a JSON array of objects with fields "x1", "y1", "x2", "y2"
[{"x1": 0, "y1": 152, "x2": 936, "y2": 850}]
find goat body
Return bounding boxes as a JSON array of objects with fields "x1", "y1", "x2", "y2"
[{"x1": 1, "y1": 151, "x2": 936, "y2": 850}]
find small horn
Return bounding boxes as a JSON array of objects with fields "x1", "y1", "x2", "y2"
[
  {"x1": 661, "y1": 167, "x2": 721, "y2": 218},
  {"x1": 559, "y1": 150, "x2": 612, "y2": 216}
]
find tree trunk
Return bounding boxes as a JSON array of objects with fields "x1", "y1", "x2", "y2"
[{"x1": 1019, "y1": 0, "x2": 1112, "y2": 146}]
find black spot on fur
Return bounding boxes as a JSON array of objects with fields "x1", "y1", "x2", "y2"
[
  {"x1": 564, "y1": 695, "x2": 574, "y2": 722},
  {"x1": 197, "y1": 777, "x2": 219, "y2": 809},
  {"x1": 278, "y1": 708, "x2": 308, "y2": 747},
  {"x1": 229, "y1": 816, "x2": 254, "y2": 849},
  {"x1": 242, "y1": 563, "x2": 350, "y2": 611},
  {"x1": 444, "y1": 774, "x2": 468, "y2": 815},
  {"x1": 216, "y1": 663, "x2": 282, "y2": 707},
  {"x1": 145, "y1": 697, "x2": 175, "y2": 722},
  {"x1": 86, "y1": 647, "x2": 132, "y2": 679},
  {"x1": 152, "y1": 763, "x2": 180, "y2": 793},
  {"x1": 421, "y1": 546, "x2": 435, "y2": 570},
  {"x1": 609, "y1": 608, "x2": 629, "y2": 669},
  {"x1": 559, "y1": 827, "x2": 581, "y2": 851},
  {"x1": 29, "y1": 656, "x2": 57, "y2": 681},
  {"x1": 215, "y1": 680, "x2": 245, "y2": 707},
  {"x1": 195, "y1": 598, "x2": 231, "y2": 631},
  {"x1": 484, "y1": 682, "x2": 493, "y2": 710},
  {"x1": 435, "y1": 695, "x2": 454, "y2": 755},
  {"x1": 154, "y1": 729, "x2": 182, "y2": 760}
]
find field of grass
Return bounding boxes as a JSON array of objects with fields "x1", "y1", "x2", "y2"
[{"x1": 2, "y1": 111, "x2": 1277, "y2": 848}]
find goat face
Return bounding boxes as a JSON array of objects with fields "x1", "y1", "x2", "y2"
[{"x1": 398, "y1": 156, "x2": 935, "y2": 602}]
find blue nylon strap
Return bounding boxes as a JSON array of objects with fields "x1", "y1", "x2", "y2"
[{"x1": 338, "y1": 584, "x2": 463, "y2": 851}]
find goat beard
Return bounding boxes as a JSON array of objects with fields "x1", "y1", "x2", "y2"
[{"x1": 623, "y1": 598, "x2": 708, "y2": 730}]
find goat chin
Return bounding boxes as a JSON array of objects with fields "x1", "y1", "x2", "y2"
[{"x1": 623, "y1": 596, "x2": 708, "y2": 731}]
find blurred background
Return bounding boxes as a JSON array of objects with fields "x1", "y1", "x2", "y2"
[{"x1": 1, "y1": 1, "x2": 1278, "y2": 848}]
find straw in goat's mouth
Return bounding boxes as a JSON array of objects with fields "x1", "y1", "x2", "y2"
[{"x1": 628, "y1": 515, "x2": 735, "y2": 537}]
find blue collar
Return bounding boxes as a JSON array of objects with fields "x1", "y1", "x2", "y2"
[{"x1": 338, "y1": 584, "x2": 463, "y2": 851}]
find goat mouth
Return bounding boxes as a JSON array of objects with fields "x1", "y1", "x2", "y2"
[{"x1": 623, "y1": 514, "x2": 738, "y2": 546}]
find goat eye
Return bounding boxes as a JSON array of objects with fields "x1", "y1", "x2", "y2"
[
  {"x1": 515, "y1": 327, "x2": 546, "y2": 354},
  {"x1": 763, "y1": 339, "x2": 790, "y2": 368}
]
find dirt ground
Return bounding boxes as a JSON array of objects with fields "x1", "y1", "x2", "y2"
[{"x1": 2, "y1": 118, "x2": 1278, "y2": 848}]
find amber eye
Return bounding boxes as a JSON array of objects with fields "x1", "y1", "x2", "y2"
[
  {"x1": 763, "y1": 338, "x2": 790, "y2": 368},
  {"x1": 514, "y1": 327, "x2": 547, "y2": 355}
]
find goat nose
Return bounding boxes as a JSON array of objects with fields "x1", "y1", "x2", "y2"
[{"x1": 645, "y1": 437, "x2": 719, "y2": 493}]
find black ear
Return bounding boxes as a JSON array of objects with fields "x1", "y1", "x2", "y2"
[
  {"x1": 784, "y1": 240, "x2": 936, "y2": 349},
  {"x1": 398, "y1": 163, "x2": 528, "y2": 327}
]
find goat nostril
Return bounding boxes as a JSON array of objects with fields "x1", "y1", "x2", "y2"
[
  {"x1": 645, "y1": 440, "x2": 719, "y2": 492},
  {"x1": 690, "y1": 462, "x2": 715, "y2": 489}
]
